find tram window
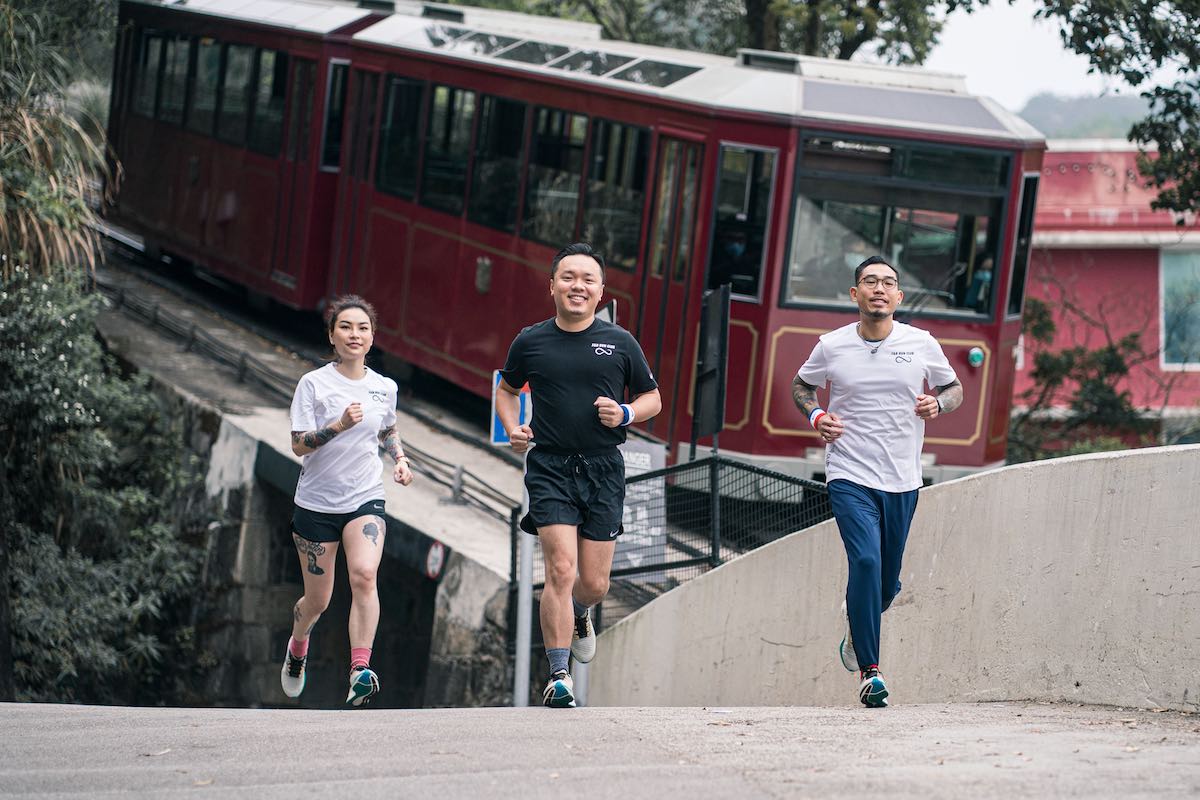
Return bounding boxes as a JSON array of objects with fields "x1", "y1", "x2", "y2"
[
  {"x1": 187, "y1": 38, "x2": 221, "y2": 136},
  {"x1": 467, "y1": 96, "x2": 527, "y2": 232},
  {"x1": 521, "y1": 107, "x2": 587, "y2": 246},
  {"x1": 497, "y1": 41, "x2": 569, "y2": 65},
  {"x1": 708, "y1": 146, "x2": 775, "y2": 298},
  {"x1": 157, "y1": 36, "x2": 191, "y2": 125},
  {"x1": 611, "y1": 60, "x2": 700, "y2": 88},
  {"x1": 803, "y1": 136, "x2": 1011, "y2": 191},
  {"x1": 443, "y1": 32, "x2": 519, "y2": 56},
  {"x1": 320, "y1": 63, "x2": 349, "y2": 168},
  {"x1": 376, "y1": 77, "x2": 424, "y2": 199},
  {"x1": 1007, "y1": 174, "x2": 1039, "y2": 317},
  {"x1": 133, "y1": 31, "x2": 164, "y2": 118},
  {"x1": 217, "y1": 44, "x2": 255, "y2": 145},
  {"x1": 784, "y1": 190, "x2": 1001, "y2": 314},
  {"x1": 287, "y1": 60, "x2": 316, "y2": 162},
  {"x1": 549, "y1": 51, "x2": 634, "y2": 76},
  {"x1": 248, "y1": 50, "x2": 288, "y2": 156},
  {"x1": 581, "y1": 120, "x2": 649, "y2": 271},
  {"x1": 419, "y1": 85, "x2": 476, "y2": 216}
]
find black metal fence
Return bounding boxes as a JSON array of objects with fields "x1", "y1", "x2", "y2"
[{"x1": 512, "y1": 455, "x2": 831, "y2": 644}]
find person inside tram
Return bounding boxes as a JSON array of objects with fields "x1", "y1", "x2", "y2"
[
  {"x1": 710, "y1": 228, "x2": 758, "y2": 292},
  {"x1": 967, "y1": 253, "x2": 994, "y2": 313}
]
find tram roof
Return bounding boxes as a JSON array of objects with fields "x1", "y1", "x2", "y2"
[
  {"x1": 129, "y1": 0, "x2": 373, "y2": 35},
  {"x1": 354, "y1": 8, "x2": 1042, "y2": 146}
]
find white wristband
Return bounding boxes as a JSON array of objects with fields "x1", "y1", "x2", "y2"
[{"x1": 620, "y1": 404, "x2": 635, "y2": 426}]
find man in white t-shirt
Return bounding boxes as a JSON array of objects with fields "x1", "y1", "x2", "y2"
[{"x1": 793, "y1": 256, "x2": 964, "y2": 708}]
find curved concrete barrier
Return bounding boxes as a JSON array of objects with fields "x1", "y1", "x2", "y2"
[{"x1": 590, "y1": 445, "x2": 1200, "y2": 710}]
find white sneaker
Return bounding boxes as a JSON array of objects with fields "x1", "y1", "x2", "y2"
[
  {"x1": 280, "y1": 647, "x2": 307, "y2": 698},
  {"x1": 542, "y1": 670, "x2": 576, "y2": 708},
  {"x1": 858, "y1": 667, "x2": 889, "y2": 708},
  {"x1": 346, "y1": 667, "x2": 380, "y2": 707},
  {"x1": 839, "y1": 600, "x2": 858, "y2": 672},
  {"x1": 571, "y1": 608, "x2": 596, "y2": 664}
]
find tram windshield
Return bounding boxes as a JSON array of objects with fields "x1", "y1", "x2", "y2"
[{"x1": 784, "y1": 136, "x2": 1009, "y2": 316}]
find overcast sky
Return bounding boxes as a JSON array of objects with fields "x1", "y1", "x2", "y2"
[{"x1": 922, "y1": 0, "x2": 1132, "y2": 111}]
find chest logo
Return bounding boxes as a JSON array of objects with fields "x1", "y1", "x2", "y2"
[
  {"x1": 889, "y1": 350, "x2": 914, "y2": 364},
  {"x1": 592, "y1": 343, "x2": 616, "y2": 356},
  {"x1": 367, "y1": 390, "x2": 389, "y2": 403}
]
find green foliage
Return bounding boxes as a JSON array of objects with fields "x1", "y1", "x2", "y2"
[
  {"x1": 1008, "y1": 297, "x2": 1155, "y2": 463},
  {"x1": 1, "y1": 1, "x2": 113, "y2": 279},
  {"x1": 453, "y1": 0, "x2": 957, "y2": 62},
  {"x1": 0, "y1": 264, "x2": 210, "y2": 703},
  {"x1": 954, "y1": 0, "x2": 1200, "y2": 218}
]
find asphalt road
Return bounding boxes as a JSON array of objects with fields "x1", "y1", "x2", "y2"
[{"x1": 2, "y1": 701, "x2": 1198, "y2": 798}]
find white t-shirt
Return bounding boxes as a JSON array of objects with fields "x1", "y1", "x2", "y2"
[
  {"x1": 797, "y1": 322, "x2": 957, "y2": 493},
  {"x1": 289, "y1": 363, "x2": 398, "y2": 513}
]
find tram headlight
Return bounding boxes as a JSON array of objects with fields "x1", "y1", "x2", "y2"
[{"x1": 967, "y1": 347, "x2": 985, "y2": 368}]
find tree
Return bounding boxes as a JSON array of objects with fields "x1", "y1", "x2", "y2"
[
  {"x1": 1, "y1": 0, "x2": 208, "y2": 704},
  {"x1": 948, "y1": 0, "x2": 1200, "y2": 219},
  {"x1": 457, "y1": 0, "x2": 965, "y2": 63}
]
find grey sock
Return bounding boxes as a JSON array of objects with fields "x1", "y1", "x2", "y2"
[
  {"x1": 572, "y1": 597, "x2": 591, "y2": 619},
  {"x1": 546, "y1": 647, "x2": 570, "y2": 675}
]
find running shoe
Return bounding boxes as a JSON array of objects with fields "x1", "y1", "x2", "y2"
[
  {"x1": 346, "y1": 666, "x2": 381, "y2": 707},
  {"x1": 280, "y1": 647, "x2": 307, "y2": 699},
  {"x1": 858, "y1": 667, "x2": 889, "y2": 708},
  {"x1": 839, "y1": 600, "x2": 858, "y2": 673},
  {"x1": 542, "y1": 670, "x2": 576, "y2": 708},
  {"x1": 571, "y1": 608, "x2": 596, "y2": 664}
]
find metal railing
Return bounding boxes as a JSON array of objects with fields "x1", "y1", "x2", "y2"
[{"x1": 513, "y1": 455, "x2": 831, "y2": 641}]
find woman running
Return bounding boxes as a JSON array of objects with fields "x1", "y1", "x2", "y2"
[{"x1": 280, "y1": 295, "x2": 413, "y2": 707}]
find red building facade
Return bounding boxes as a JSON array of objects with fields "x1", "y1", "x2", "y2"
[{"x1": 1020, "y1": 140, "x2": 1200, "y2": 443}]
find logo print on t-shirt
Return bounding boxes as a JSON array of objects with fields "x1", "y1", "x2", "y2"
[
  {"x1": 592, "y1": 343, "x2": 616, "y2": 356},
  {"x1": 367, "y1": 390, "x2": 388, "y2": 403}
]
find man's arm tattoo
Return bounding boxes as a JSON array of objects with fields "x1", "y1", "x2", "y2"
[
  {"x1": 378, "y1": 425, "x2": 404, "y2": 462},
  {"x1": 935, "y1": 380, "x2": 964, "y2": 414},
  {"x1": 791, "y1": 375, "x2": 821, "y2": 416}
]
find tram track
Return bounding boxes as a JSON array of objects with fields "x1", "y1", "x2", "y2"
[{"x1": 94, "y1": 231, "x2": 523, "y2": 525}]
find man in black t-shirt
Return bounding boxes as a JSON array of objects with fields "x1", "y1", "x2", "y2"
[{"x1": 497, "y1": 242, "x2": 661, "y2": 708}]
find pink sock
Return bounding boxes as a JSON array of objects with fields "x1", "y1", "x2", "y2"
[
  {"x1": 288, "y1": 636, "x2": 309, "y2": 658},
  {"x1": 350, "y1": 647, "x2": 372, "y2": 671}
]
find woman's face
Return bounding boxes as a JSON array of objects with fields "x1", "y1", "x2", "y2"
[{"x1": 329, "y1": 306, "x2": 374, "y2": 361}]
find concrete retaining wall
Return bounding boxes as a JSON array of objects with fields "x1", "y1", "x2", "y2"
[{"x1": 590, "y1": 446, "x2": 1200, "y2": 711}]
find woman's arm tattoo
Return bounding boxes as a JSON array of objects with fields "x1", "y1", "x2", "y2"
[
  {"x1": 791, "y1": 375, "x2": 821, "y2": 417},
  {"x1": 378, "y1": 425, "x2": 404, "y2": 462},
  {"x1": 935, "y1": 380, "x2": 964, "y2": 414},
  {"x1": 291, "y1": 426, "x2": 340, "y2": 454}
]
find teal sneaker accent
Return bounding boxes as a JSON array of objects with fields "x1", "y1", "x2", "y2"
[
  {"x1": 858, "y1": 668, "x2": 889, "y2": 708},
  {"x1": 346, "y1": 667, "x2": 380, "y2": 707},
  {"x1": 542, "y1": 670, "x2": 576, "y2": 708}
]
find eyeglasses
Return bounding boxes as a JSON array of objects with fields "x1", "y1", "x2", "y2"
[{"x1": 858, "y1": 276, "x2": 899, "y2": 289}]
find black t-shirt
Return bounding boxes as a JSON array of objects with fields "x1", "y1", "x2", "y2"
[{"x1": 500, "y1": 317, "x2": 658, "y2": 453}]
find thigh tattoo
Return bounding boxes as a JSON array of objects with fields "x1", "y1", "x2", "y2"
[
  {"x1": 294, "y1": 535, "x2": 327, "y2": 575},
  {"x1": 361, "y1": 516, "x2": 384, "y2": 546}
]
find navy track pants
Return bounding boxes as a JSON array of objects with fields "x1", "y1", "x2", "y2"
[{"x1": 827, "y1": 479, "x2": 919, "y2": 670}]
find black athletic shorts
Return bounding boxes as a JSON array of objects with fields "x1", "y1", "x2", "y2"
[
  {"x1": 292, "y1": 498, "x2": 386, "y2": 543},
  {"x1": 520, "y1": 446, "x2": 626, "y2": 541}
]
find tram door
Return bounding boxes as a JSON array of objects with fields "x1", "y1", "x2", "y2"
[
  {"x1": 329, "y1": 69, "x2": 380, "y2": 296},
  {"x1": 637, "y1": 136, "x2": 704, "y2": 438},
  {"x1": 271, "y1": 58, "x2": 315, "y2": 290}
]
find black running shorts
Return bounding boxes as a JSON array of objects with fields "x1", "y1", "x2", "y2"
[
  {"x1": 520, "y1": 447, "x2": 625, "y2": 541},
  {"x1": 292, "y1": 498, "x2": 386, "y2": 543}
]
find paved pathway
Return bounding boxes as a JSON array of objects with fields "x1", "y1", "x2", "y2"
[{"x1": 2, "y1": 701, "x2": 1197, "y2": 798}]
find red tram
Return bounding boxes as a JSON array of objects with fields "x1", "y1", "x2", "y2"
[{"x1": 108, "y1": 0, "x2": 1045, "y2": 480}]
